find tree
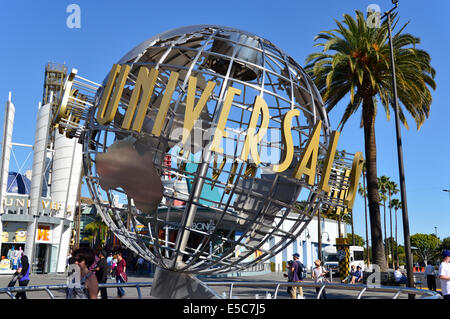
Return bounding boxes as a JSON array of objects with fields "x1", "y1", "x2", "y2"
[
  {"x1": 389, "y1": 198, "x2": 402, "y2": 267},
  {"x1": 441, "y1": 237, "x2": 450, "y2": 251},
  {"x1": 410, "y1": 233, "x2": 441, "y2": 265},
  {"x1": 358, "y1": 169, "x2": 370, "y2": 266},
  {"x1": 347, "y1": 233, "x2": 365, "y2": 247},
  {"x1": 386, "y1": 180, "x2": 399, "y2": 268},
  {"x1": 84, "y1": 215, "x2": 109, "y2": 248},
  {"x1": 305, "y1": 11, "x2": 436, "y2": 271},
  {"x1": 378, "y1": 176, "x2": 390, "y2": 266}
]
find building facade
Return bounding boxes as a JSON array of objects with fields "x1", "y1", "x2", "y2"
[
  {"x1": 266, "y1": 214, "x2": 346, "y2": 273},
  {"x1": 0, "y1": 92, "x2": 82, "y2": 274}
]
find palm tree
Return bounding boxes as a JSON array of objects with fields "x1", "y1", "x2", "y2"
[
  {"x1": 378, "y1": 176, "x2": 390, "y2": 266},
  {"x1": 305, "y1": 11, "x2": 436, "y2": 271},
  {"x1": 386, "y1": 180, "x2": 399, "y2": 268},
  {"x1": 358, "y1": 165, "x2": 370, "y2": 266},
  {"x1": 390, "y1": 198, "x2": 402, "y2": 267}
]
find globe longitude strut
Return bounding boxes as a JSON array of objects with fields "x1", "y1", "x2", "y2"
[{"x1": 53, "y1": 25, "x2": 362, "y2": 275}]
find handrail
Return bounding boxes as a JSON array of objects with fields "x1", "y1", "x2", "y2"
[
  {"x1": 0, "y1": 280, "x2": 441, "y2": 299},
  {"x1": 205, "y1": 281, "x2": 442, "y2": 299}
]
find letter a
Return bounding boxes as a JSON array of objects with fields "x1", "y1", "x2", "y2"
[{"x1": 293, "y1": 120, "x2": 322, "y2": 185}]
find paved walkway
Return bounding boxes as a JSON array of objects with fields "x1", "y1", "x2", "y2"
[{"x1": 0, "y1": 271, "x2": 441, "y2": 299}]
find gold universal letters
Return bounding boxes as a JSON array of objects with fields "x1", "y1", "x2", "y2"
[
  {"x1": 271, "y1": 109, "x2": 300, "y2": 173},
  {"x1": 292, "y1": 121, "x2": 322, "y2": 185},
  {"x1": 239, "y1": 96, "x2": 270, "y2": 166},
  {"x1": 89, "y1": 64, "x2": 364, "y2": 208},
  {"x1": 180, "y1": 76, "x2": 216, "y2": 145},
  {"x1": 318, "y1": 130, "x2": 340, "y2": 192},
  {"x1": 96, "y1": 64, "x2": 130, "y2": 125},
  {"x1": 151, "y1": 71, "x2": 180, "y2": 136},
  {"x1": 121, "y1": 66, "x2": 159, "y2": 131},
  {"x1": 343, "y1": 151, "x2": 364, "y2": 210},
  {"x1": 210, "y1": 87, "x2": 241, "y2": 154}
]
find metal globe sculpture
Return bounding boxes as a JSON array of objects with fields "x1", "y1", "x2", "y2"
[{"x1": 54, "y1": 25, "x2": 360, "y2": 276}]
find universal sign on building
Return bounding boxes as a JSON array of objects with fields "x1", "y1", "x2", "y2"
[
  {"x1": 55, "y1": 64, "x2": 363, "y2": 211},
  {"x1": 3, "y1": 195, "x2": 62, "y2": 212}
]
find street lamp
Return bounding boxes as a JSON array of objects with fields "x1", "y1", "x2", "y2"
[
  {"x1": 381, "y1": 0, "x2": 415, "y2": 295},
  {"x1": 322, "y1": 232, "x2": 330, "y2": 243},
  {"x1": 304, "y1": 228, "x2": 311, "y2": 240},
  {"x1": 444, "y1": 189, "x2": 450, "y2": 199}
]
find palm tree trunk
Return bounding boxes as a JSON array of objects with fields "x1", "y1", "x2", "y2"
[
  {"x1": 389, "y1": 195, "x2": 394, "y2": 269},
  {"x1": 395, "y1": 209, "x2": 399, "y2": 267},
  {"x1": 362, "y1": 96, "x2": 387, "y2": 271},
  {"x1": 363, "y1": 169, "x2": 370, "y2": 266},
  {"x1": 383, "y1": 200, "x2": 388, "y2": 267}
]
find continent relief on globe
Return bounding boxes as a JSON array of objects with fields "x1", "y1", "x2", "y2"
[{"x1": 96, "y1": 138, "x2": 163, "y2": 213}]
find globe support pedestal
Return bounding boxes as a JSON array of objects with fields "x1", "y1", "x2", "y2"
[{"x1": 150, "y1": 266, "x2": 223, "y2": 299}]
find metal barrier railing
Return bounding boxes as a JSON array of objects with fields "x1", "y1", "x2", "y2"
[
  {"x1": 205, "y1": 281, "x2": 442, "y2": 299},
  {"x1": 0, "y1": 280, "x2": 441, "y2": 299}
]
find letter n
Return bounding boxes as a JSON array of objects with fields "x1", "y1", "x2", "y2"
[{"x1": 121, "y1": 66, "x2": 159, "y2": 132}]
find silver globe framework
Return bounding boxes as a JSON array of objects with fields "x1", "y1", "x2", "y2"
[{"x1": 54, "y1": 25, "x2": 357, "y2": 275}]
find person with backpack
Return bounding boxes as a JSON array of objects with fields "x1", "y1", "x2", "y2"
[{"x1": 290, "y1": 253, "x2": 305, "y2": 299}]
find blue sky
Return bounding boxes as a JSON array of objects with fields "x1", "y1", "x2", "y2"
[{"x1": 1, "y1": 0, "x2": 449, "y2": 244}]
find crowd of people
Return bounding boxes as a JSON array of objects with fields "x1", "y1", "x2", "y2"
[
  {"x1": 4, "y1": 247, "x2": 450, "y2": 299},
  {"x1": 284, "y1": 253, "x2": 329, "y2": 299},
  {"x1": 65, "y1": 246, "x2": 155, "y2": 299},
  {"x1": 282, "y1": 249, "x2": 450, "y2": 299}
]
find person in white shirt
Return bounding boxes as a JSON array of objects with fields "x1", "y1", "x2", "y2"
[
  {"x1": 424, "y1": 263, "x2": 437, "y2": 291},
  {"x1": 394, "y1": 266, "x2": 407, "y2": 284},
  {"x1": 438, "y1": 250, "x2": 450, "y2": 299},
  {"x1": 312, "y1": 259, "x2": 328, "y2": 299}
]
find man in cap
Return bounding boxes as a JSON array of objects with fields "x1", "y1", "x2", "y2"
[
  {"x1": 289, "y1": 253, "x2": 305, "y2": 299},
  {"x1": 439, "y1": 250, "x2": 450, "y2": 299}
]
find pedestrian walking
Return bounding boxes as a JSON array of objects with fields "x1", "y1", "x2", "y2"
[
  {"x1": 115, "y1": 252, "x2": 127, "y2": 298},
  {"x1": 94, "y1": 250, "x2": 110, "y2": 299},
  {"x1": 14, "y1": 255, "x2": 30, "y2": 299},
  {"x1": 106, "y1": 252, "x2": 113, "y2": 278},
  {"x1": 289, "y1": 253, "x2": 305, "y2": 299},
  {"x1": 66, "y1": 247, "x2": 99, "y2": 299},
  {"x1": 312, "y1": 259, "x2": 328, "y2": 299},
  {"x1": 136, "y1": 256, "x2": 145, "y2": 275},
  {"x1": 424, "y1": 263, "x2": 437, "y2": 291},
  {"x1": 438, "y1": 250, "x2": 450, "y2": 299},
  {"x1": 111, "y1": 254, "x2": 118, "y2": 279}
]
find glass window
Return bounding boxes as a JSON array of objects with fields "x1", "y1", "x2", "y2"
[
  {"x1": 324, "y1": 254, "x2": 339, "y2": 262},
  {"x1": 353, "y1": 250, "x2": 364, "y2": 261}
]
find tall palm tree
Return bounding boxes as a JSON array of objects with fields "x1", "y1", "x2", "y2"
[
  {"x1": 390, "y1": 198, "x2": 402, "y2": 267},
  {"x1": 378, "y1": 176, "x2": 390, "y2": 266},
  {"x1": 305, "y1": 11, "x2": 436, "y2": 271},
  {"x1": 386, "y1": 180, "x2": 399, "y2": 268},
  {"x1": 358, "y1": 171, "x2": 370, "y2": 265}
]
